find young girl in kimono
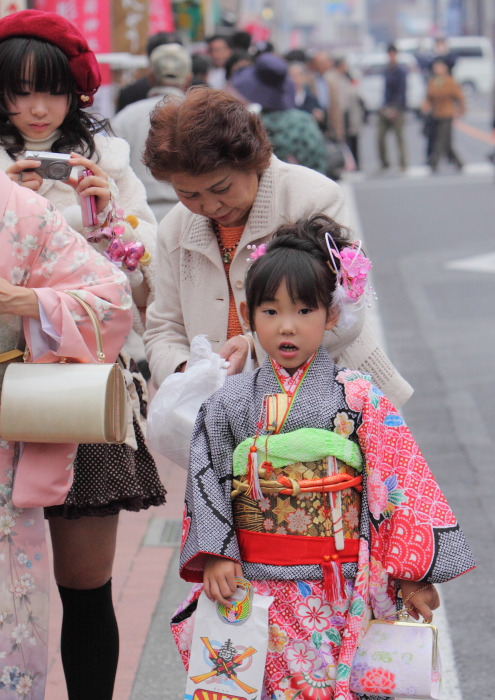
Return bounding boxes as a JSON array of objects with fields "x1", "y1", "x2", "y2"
[
  {"x1": 0, "y1": 10, "x2": 165, "y2": 699},
  {"x1": 174, "y1": 214, "x2": 475, "y2": 700}
]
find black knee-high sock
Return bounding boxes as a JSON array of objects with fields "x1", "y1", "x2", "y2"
[{"x1": 58, "y1": 579, "x2": 119, "y2": 700}]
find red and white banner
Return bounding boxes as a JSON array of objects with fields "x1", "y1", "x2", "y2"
[{"x1": 149, "y1": 0, "x2": 174, "y2": 34}]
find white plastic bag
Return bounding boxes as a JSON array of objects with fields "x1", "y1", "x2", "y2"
[{"x1": 147, "y1": 335, "x2": 228, "y2": 469}]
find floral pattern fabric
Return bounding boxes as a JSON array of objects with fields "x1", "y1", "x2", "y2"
[
  {"x1": 0, "y1": 172, "x2": 132, "y2": 698},
  {"x1": 172, "y1": 579, "x2": 364, "y2": 700}
]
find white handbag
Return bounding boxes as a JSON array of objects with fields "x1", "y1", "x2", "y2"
[
  {"x1": 0, "y1": 291, "x2": 127, "y2": 444},
  {"x1": 350, "y1": 611, "x2": 442, "y2": 699}
]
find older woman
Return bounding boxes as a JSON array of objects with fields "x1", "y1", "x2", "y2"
[{"x1": 144, "y1": 88, "x2": 411, "y2": 407}]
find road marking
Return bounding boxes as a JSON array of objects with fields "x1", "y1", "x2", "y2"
[
  {"x1": 341, "y1": 181, "x2": 464, "y2": 700},
  {"x1": 446, "y1": 251, "x2": 495, "y2": 273},
  {"x1": 454, "y1": 119, "x2": 494, "y2": 145}
]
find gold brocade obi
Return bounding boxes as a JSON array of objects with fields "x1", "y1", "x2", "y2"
[{"x1": 232, "y1": 458, "x2": 361, "y2": 540}]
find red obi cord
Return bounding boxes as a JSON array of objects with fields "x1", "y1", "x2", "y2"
[{"x1": 236, "y1": 529, "x2": 359, "y2": 604}]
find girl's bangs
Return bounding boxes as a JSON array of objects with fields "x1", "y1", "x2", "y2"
[{"x1": 0, "y1": 38, "x2": 74, "y2": 103}]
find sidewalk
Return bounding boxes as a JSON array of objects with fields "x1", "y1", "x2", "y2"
[{"x1": 45, "y1": 450, "x2": 190, "y2": 700}]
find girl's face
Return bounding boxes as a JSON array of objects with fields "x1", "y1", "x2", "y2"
[
  {"x1": 6, "y1": 90, "x2": 70, "y2": 141},
  {"x1": 170, "y1": 167, "x2": 259, "y2": 227},
  {"x1": 241, "y1": 280, "x2": 338, "y2": 375}
]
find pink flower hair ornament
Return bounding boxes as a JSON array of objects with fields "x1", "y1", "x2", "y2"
[
  {"x1": 247, "y1": 243, "x2": 267, "y2": 261},
  {"x1": 325, "y1": 232, "x2": 374, "y2": 329}
]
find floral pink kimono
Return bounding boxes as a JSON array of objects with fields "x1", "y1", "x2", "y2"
[{"x1": 0, "y1": 171, "x2": 133, "y2": 698}]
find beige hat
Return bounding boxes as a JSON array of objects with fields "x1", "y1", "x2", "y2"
[{"x1": 149, "y1": 43, "x2": 192, "y2": 87}]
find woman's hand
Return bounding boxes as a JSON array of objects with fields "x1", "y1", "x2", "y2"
[
  {"x1": 399, "y1": 581, "x2": 440, "y2": 623},
  {"x1": 69, "y1": 153, "x2": 111, "y2": 214},
  {"x1": 218, "y1": 335, "x2": 253, "y2": 376},
  {"x1": 0, "y1": 278, "x2": 40, "y2": 320},
  {"x1": 6, "y1": 159, "x2": 43, "y2": 192},
  {"x1": 203, "y1": 554, "x2": 243, "y2": 606}
]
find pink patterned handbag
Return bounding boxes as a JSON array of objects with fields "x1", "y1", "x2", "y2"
[{"x1": 350, "y1": 612, "x2": 442, "y2": 699}]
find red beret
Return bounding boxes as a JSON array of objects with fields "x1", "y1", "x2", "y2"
[{"x1": 0, "y1": 10, "x2": 101, "y2": 107}]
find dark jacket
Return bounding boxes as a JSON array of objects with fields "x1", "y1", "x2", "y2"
[
  {"x1": 116, "y1": 76, "x2": 151, "y2": 113},
  {"x1": 383, "y1": 63, "x2": 407, "y2": 111}
]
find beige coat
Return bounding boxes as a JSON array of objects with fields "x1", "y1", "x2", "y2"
[{"x1": 145, "y1": 155, "x2": 412, "y2": 407}]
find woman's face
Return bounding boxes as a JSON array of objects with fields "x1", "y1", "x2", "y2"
[
  {"x1": 170, "y1": 167, "x2": 259, "y2": 227},
  {"x1": 6, "y1": 90, "x2": 70, "y2": 141}
]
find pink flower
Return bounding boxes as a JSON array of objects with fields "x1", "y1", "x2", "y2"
[
  {"x1": 259, "y1": 497, "x2": 271, "y2": 512},
  {"x1": 252, "y1": 580, "x2": 271, "y2": 596},
  {"x1": 344, "y1": 504, "x2": 360, "y2": 529},
  {"x1": 296, "y1": 596, "x2": 332, "y2": 632},
  {"x1": 249, "y1": 243, "x2": 267, "y2": 260},
  {"x1": 367, "y1": 469, "x2": 389, "y2": 519},
  {"x1": 342, "y1": 377, "x2": 370, "y2": 412},
  {"x1": 263, "y1": 518, "x2": 274, "y2": 531},
  {"x1": 286, "y1": 508, "x2": 312, "y2": 534},
  {"x1": 284, "y1": 640, "x2": 319, "y2": 673},
  {"x1": 339, "y1": 248, "x2": 371, "y2": 277},
  {"x1": 276, "y1": 526, "x2": 286, "y2": 535}
]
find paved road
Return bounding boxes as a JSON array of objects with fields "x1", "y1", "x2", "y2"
[{"x1": 353, "y1": 172, "x2": 495, "y2": 699}]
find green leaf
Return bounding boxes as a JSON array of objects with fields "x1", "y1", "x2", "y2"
[
  {"x1": 336, "y1": 663, "x2": 351, "y2": 680},
  {"x1": 388, "y1": 490, "x2": 408, "y2": 506},
  {"x1": 312, "y1": 632, "x2": 322, "y2": 650},
  {"x1": 325, "y1": 628, "x2": 342, "y2": 646},
  {"x1": 350, "y1": 598, "x2": 364, "y2": 617}
]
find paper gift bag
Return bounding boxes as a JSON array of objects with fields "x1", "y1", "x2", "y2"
[{"x1": 184, "y1": 579, "x2": 273, "y2": 700}]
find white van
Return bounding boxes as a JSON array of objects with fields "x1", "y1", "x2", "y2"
[{"x1": 397, "y1": 36, "x2": 494, "y2": 94}]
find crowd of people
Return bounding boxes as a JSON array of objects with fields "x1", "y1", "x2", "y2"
[{"x1": 0, "y1": 9, "x2": 475, "y2": 700}]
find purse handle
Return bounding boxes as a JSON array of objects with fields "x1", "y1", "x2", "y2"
[{"x1": 65, "y1": 291, "x2": 106, "y2": 364}]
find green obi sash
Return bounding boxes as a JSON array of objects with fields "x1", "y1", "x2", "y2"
[{"x1": 233, "y1": 427, "x2": 363, "y2": 477}]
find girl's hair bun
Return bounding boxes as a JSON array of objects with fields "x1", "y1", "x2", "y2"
[{"x1": 244, "y1": 214, "x2": 354, "y2": 329}]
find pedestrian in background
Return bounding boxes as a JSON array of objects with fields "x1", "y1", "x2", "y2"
[
  {"x1": 191, "y1": 53, "x2": 209, "y2": 86},
  {"x1": 423, "y1": 57, "x2": 465, "y2": 173},
  {"x1": 206, "y1": 34, "x2": 232, "y2": 89},
  {"x1": 113, "y1": 44, "x2": 192, "y2": 222},
  {"x1": 0, "y1": 11, "x2": 166, "y2": 699},
  {"x1": 232, "y1": 53, "x2": 329, "y2": 174},
  {"x1": 377, "y1": 44, "x2": 408, "y2": 172},
  {"x1": 116, "y1": 31, "x2": 182, "y2": 112},
  {"x1": 288, "y1": 61, "x2": 325, "y2": 127},
  {"x1": 334, "y1": 57, "x2": 364, "y2": 169}
]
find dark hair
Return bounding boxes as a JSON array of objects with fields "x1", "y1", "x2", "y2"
[
  {"x1": 284, "y1": 49, "x2": 308, "y2": 63},
  {"x1": 0, "y1": 37, "x2": 109, "y2": 160},
  {"x1": 146, "y1": 31, "x2": 183, "y2": 57},
  {"x1": 191, "y1": 53, "x2": 210, "y2": 77},
  {"x1": 432, "y1": 56, "x2": 448, "y2": 67},
  {"x1": 387, "y1": 43, "x2": 398, "y2": 53},
  {"x1": 225, "y1": 50, "x2": 252, "y2": 80},
  {"x1": 244, "y1": 215, "x2": 352, "y2": 329},
  {"x1": 207, "y1": 34, "x2": 231, "y2": 47},
  {"x1": 230, "y1": 31, "x2": 252, "y2": 51},
  {"x1": 143, "y1": 87, "x2": 272, "y2": 181}
]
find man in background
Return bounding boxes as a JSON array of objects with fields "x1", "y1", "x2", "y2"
[
  {"x1": 207, "y1": 35, "x2": 232, "y2": 89},
  {"x1": 112, "y1": 44, "x2": 192, "y2": 222},
  {"x1": 115, "y1": 31, "x2": 182, "y2": 112},
  {"x1": 377, "y1": 44, "x2": 408, "y2": 172}
]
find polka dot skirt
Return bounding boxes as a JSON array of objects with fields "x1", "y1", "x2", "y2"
[{"x1": 45, "y1": 361, "x2": 166, "y2": 520}]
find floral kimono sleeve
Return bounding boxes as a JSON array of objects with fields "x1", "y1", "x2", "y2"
[
  {"x1": 3, "y1": 181, "x2": 133, "y2": 364},
  {"x1": 180, "y1": 394, "x2": 241, "y2": 582},
  {"x1": 337, "y1": 369, "x2": 475, "y2": 585}
]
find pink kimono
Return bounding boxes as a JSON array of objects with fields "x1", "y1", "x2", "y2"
[{"x1": 0, "y1": 171, "x2": 133, "y2": 698}]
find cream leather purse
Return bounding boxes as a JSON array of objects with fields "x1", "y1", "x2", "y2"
[{"x1": 0, "y1": 291, "x2": 127, "y2": 444}]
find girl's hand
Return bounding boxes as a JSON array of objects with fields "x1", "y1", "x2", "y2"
[
  {"x1": 6, "y1": 160, "x2": 43, "y2": 192},
  {"x1": 203, "y1": 554, "x2": 243, "y2": 606},
  {"x1": 400, "y1": 581, "x2": 440, "y2": 623},
  {"x1": 69, "y1": 153, "x2": 111, "y2": 214},
  {"x1": 218, "y1": 335, "x2": 253, "y2": 376}
]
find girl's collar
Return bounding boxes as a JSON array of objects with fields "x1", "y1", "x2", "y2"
[
  {"x1": 270, "y1": 352, "x2": 317, "y2": 395},
  {"x1": 20, "y1": 129, "x2": 61, "y2": 153}
]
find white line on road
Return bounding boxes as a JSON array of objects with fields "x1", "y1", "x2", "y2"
[{"x1": 341, "y1": 181, "x2": 463, "y2": 700}]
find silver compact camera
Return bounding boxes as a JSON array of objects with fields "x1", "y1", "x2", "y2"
[{"x1": 24, "y1": 151, "x2": 73, "y2": 181}]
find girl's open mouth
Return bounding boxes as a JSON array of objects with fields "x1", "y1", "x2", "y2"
[{"x1": 279, "y1": 343, "x2": 299, "y2": 357}]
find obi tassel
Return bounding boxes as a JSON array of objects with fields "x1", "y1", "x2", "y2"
[
  {"x1": 247, "y1": 445, "x2": 263, "y2": 501},
  {"x1": 323, "y1": 559, "x2": 347, "y2": 604}
]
